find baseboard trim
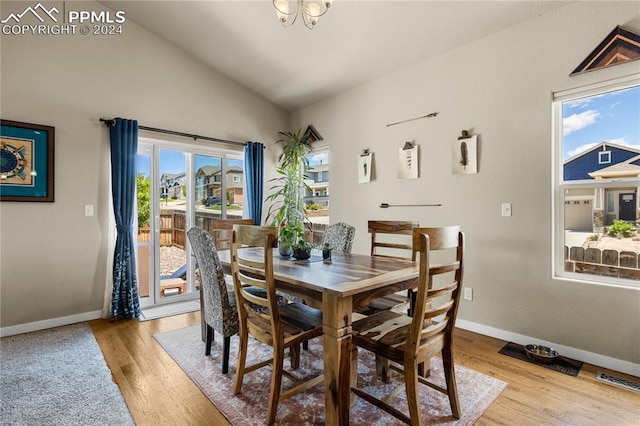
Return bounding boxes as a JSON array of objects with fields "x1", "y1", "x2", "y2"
[
  {"x1": 456, "y1": 319, "x2": 640, "y2": 378},
  {"x1": 0, "y1": 310, "x2": 103, "y2": 338}
]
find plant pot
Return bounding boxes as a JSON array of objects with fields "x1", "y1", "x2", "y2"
[
  {"x1": 292, "y1": 248, "x2": 311, "y2": 260},
  {"x1": 322, "y1": 248, "x2": 332, "y2": 260},
  {"x1": 279, "y1": 243, "x2": 293, "y2": 258}
]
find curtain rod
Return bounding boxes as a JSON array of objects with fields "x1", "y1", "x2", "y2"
[{"x1": 99, "y1": 118, "x2": 246, "y2": 147}]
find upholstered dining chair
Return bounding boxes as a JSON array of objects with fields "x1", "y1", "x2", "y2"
[
  {"x1": 322, "y1": 221, "x2": 356, "y2": 254},
  {"x1": 351, "y1": 226, "x2": 464, "y2": 425},
  {"x1": 231, "y1": 224, "x2": 324, "y2": 425},
  {"x1": 187, "y1": 226, "x2": 239, "y2": 374}
]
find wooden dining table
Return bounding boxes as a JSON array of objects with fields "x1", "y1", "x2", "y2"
[{"x1": 217, "y1": 249, "x2": 419, "y2": 425}]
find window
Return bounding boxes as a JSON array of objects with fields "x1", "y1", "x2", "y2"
[
  {"x1": 553, "y1": 75, "x2": 640, "y2": 288},
  {"x1": 305, "y1": 147, "x2": 330, "y2": 234},
  {"x1": 598, "y1": 151, "x2": 611, "y2": 164}
]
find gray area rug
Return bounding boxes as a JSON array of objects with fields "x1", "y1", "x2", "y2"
[
  {"x1": 155, "y1": 325, "x2": 508, "y2": 425},
  {"x1": 1, "y1": 322, "x2": 134, "y2": 426}
]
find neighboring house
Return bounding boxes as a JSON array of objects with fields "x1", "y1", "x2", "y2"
[
  {"x1": 160, "y1": 172, "x2": 186, "y2": 200},
  {"x1": 563, "y1": 142, "x2": 640, "y2": 231},
  {"x1": 195, "y1": 165, "x2": 244, "y2": 205},
  {"x1": 304, "y1": 163, "x2": 329, "y2": 207}
]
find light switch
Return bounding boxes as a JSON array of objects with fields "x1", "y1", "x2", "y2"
[
  {"x1": 501, "y1": 203, "x2": 512, "y2": 217},
  {"x1": 84, "y1": 204, "x2": 94, "y2": 217}
]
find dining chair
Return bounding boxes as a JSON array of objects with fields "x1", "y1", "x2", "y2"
[
  {"x1": 322, "y1": 221, "x2": 356, "y2": 254},
  {"x1": 366, "y1": 220, "x2": 419, "y2": 314},
  {"x1": 194, "y1": 218, "x2": 254, "y2": 340},
  {"x1": 187, "y1": 226, "x2": 239, "y2": 374},
  {"x1": 231, "y1": 224, "x2": 324, "y2": 425},
  {"x1": 210, "y1": 218, "x2": 255, "y2": 250},
  {"x1": 351, "y1": 226, "x2": 464, "y2": 425}
]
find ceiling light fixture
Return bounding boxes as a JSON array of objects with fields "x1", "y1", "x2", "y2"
[{"x1": 273, "y1": 0, "x2": 333, "y2": 29}]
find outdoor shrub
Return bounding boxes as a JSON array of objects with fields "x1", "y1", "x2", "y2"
[
  {"x1": 306, "y1": 202, "x2": 322, "y2": 210},
  {"x1": 588, "y1": 234, "x2": 600, "y2": 241},
  {"x1": 607, "y1": 219, "x2": 635, "y2": 238}
]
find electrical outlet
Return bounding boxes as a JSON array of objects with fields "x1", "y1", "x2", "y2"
[
  {"x1": 84, "y1": 204, "x2": 94, "y2": 217},
  {"x1": 501, "y1": 203, "x2": 512, "y2": 217},
  {"x1": 463, "y1": 287, "x2": 473, "y2": 301}
]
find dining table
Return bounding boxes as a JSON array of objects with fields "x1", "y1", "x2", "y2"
[{"x1": 217, "y1": 248, "x2": 419, "y2": 425}]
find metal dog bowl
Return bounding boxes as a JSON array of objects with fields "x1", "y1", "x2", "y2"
[{"x1": 525, "y1": 344, "x2": 559, "y2": 364}]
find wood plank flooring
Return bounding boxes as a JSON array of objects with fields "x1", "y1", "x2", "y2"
[{"x1": 90, "y1": 314, "x2": 640, "y2": 425}]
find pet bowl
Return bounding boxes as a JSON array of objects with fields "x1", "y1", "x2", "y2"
[{"x1": 525, "y1": 344, "x2": 559, "y2": 364}]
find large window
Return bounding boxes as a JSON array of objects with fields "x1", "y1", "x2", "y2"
[{"x1": 553, "y1": 75, "x2": 640, "y2": 288}]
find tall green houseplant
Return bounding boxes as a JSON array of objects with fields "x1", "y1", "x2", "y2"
[{"x1": 266, "y1": 129, "x2": 312, "y2": 254}]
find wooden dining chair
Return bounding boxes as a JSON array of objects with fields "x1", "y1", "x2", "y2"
[
  {"x1": 366, "y1": 220, "x2": 419, "y2": 314},
  {"x1": 210, "y1": 218, "x2": 255, "y2": 250},
  {"x1": 187, "y1": 227, "x2": 239, "y2": 374},
  {"x1": 322, "y1": 221, "x2": 356, "y2": 254},
  {"x1": 231, "y1": 224, "x2": 324, "y2": 425},
  {"x1": 351, "y1": 226, "x2": 464, "y2": 425}
]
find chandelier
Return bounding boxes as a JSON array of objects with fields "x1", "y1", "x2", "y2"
[{"x1": 273, "y1": 0, "x2": 333, "y2": 29}]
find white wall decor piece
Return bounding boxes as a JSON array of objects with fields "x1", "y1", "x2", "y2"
[
  {"x1": 398, "y1": 142, "x2": 419, "y2": 179},
  {"x1": 453, "y1": 134, "x2": 477, "y2": 175},
  {"x1": 358, "y1": 150, "x2": 373, "y2": 183}
]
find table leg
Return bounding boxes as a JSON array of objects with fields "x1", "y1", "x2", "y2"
[{"x1": 323, "y1": 294, "x2": 353, "y2": 426}]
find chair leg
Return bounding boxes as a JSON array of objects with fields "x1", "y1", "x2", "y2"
[
  {"x1": 267, "y1": 346, "x2": 285, "y2": 425},
  {"x1": 404, "y1": 359, "x2": 423, "y2": 426},
  {"x1": 290, "y1": 344, "x2": 301, "y2": 369},
  {"x1": 222, "y1": 335, "x2": 231, "y2": 374},
  {"x1": 375, "y1": 354, "x2": 391, "y2": 383},
  {"x1": 205, "y1": 325, "x2": 214, "y2": 356},
  {"x1": 302, "y1": 340, "x2": 309, "y2": 351},
  {"x1": 234, "y1": 329, "x2": 249, "y2": 394},
  {"x1": 441, "y1": 346, "x2": 461, "y2": 418}
]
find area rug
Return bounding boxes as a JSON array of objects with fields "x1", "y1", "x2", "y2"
[
  {"x1": 155, "y1": 325, "x2": 507, "y2": 425},
  {"x1": 139, "y1": 299, "x2": 200, "y2": 321},
  {"x1": 0, "y1": 322, "x2": 134, "y2": 426},
  {"x1": 498, "y1": 342, "x2": 583, "y2": 377}
]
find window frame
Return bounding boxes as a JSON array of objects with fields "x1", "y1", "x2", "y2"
[{"x1": 552, "y1": 74, "x2": 640, "y2": 289}]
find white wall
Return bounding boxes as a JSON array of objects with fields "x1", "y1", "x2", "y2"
[
  {"x1": 293, "y1": 1, "x2": 640, "y2": 367},
  {"x1": 0, "y1": 1, "x2": 286, "y2": 329}
]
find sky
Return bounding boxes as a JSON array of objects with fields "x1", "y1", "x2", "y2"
[{"x1": 562, "y1": 85, "x2": 640, "y2": 160}]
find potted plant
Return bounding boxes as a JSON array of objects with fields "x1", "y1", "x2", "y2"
[
  {"x1": 292, "y1": 240, "x2": 313, "y2": 260},
  {"x1": 322, "y1": 242, "x2": 332, "y2": 260},
  {"x1": 266, "y1": 129, "x2": 313, "y2": 257}
]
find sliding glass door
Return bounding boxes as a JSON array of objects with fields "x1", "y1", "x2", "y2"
[{"x1": 136, "y1": 139, "x2": 244, "y2": 308}]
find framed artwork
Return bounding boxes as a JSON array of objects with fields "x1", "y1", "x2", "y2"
[
  {"x1": 398, "y1": 143, "x2": 418, "y2": 179},
  {"x1": 453, "y1": 134, "x2": 478, "y2": 175},
  {"x1": 0, "y1": 120, "x2": 55, "y2": 202},
  {"x1": 358, "y1": 151, "x2": 373, "y2": 183}
]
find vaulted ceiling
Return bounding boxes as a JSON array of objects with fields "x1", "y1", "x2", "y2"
[{"x1": 100, "y1": 1, "x2": 571, "y2": 111}]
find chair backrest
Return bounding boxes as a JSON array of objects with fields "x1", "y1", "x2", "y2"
[
  {"x1": 408, "y1": 226, "x2": 464, "y2": 360},
  {"x1": 231, "y1": 225, "x2": 282, "y2": 345},
  {"x1": 368, "y1": 220, "x2": 419, "y2": 261},
  {"x1": 323, "y1": 222, "x2": 356, "y2": 254},
  {"x1": 187, "y1": 226, "x2": 237, "y2": 335},
  {"x1": 211, "y1": 218, "x2": 255, "y2": 250}
]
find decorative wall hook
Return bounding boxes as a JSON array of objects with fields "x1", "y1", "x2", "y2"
[{"x1": 380, "y1": 203, "x2": 442, "y2": 208}]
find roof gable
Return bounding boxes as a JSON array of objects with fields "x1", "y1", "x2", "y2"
[{"x1": 563, "y1": 142, "x2": 640, "y2": 181}]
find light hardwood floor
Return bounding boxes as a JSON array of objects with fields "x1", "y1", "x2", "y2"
[{"x1": 90, "y1": 313, "x2": 640, "y2": 425}]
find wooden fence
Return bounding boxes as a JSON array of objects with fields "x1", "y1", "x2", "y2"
[
  {"x1": 137, "y1": 209, "x2": 327, "y2": 248},
  {"x1": 565, "y1": 246, "x2": 640, "y2": 280}
]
